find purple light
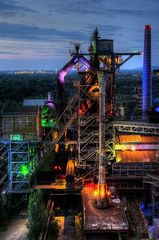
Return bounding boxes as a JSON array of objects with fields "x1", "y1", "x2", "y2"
[
  {"x1": 80, "y1": 56, "x2": 90, "y2": 69},
  {"x1": 57, "y1": 56, "x2": 90, "y2": 85},
  {"x1": 44, "y1": 92, "x2": 57, "y2": 111}
]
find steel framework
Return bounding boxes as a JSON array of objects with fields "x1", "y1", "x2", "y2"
[{"x1": 0, "y1": 140, "x2": 38, "y2": 193}]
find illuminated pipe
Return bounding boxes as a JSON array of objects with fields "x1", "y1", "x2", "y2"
[
  {"x1": 66, "y1": 160, "x2": 75, "y2": 182},
  {"x1": 57, "y1": 57, "x2": 78, "y2": 85},
  {"x1": 95, "y1": 71, "x2": 110, "y2": 209},
  {"x1": 36, "y1": 106, "x2": 42, "y2": 139},
  {"x1": 57, "y1": 56, "x2": 90, "y2": 85},
  {"x1": 142, "y1": 25, "x2": 152, "y2": 120},
  {"x1": 57, "y1": 56, "x2": 90, "y2": 108}
]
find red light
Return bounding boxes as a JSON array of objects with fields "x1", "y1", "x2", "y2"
[{"x1": 144, "y1": 25, "x2": 152, "y2": 30}]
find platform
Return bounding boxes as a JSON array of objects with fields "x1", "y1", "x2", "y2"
[
  {"x1": 82, "y1": 183, "x2": 129, "y2": 234},
  {"x1": 35, "y1": 179, "x2": 66, "y2": 190}
]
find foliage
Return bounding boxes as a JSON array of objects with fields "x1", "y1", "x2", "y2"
[
  {"x1": 27, "y1": 189, "x2": 47, "y2": 240},
  {"x1": 0, "y1": 194, "x2": 8, "y2": 226},
  {"x1": 0, "y1": 72, "x2": 78, "y2": 110},
  {"x1": 47, "y1": 217, "x2": 60, "y2": 240}
]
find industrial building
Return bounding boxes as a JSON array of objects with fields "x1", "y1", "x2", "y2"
[{"x1": 1, "y1": 25, "x2": 159, "y2": 239}]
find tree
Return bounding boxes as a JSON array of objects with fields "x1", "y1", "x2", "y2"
[
  {"x1": 0, "y1": 194, "x2": 8, "y2": 226},
  {"x1": 27, "y1": 190, "x2": 47, "y2": 240},
  {"x1": 47, "y1": 217, "x2": 60, "y2": 240}
]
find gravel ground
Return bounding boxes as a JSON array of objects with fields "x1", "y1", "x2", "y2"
[{"x1": 0, "y1": 217, "x2": 28, "y2": 240}]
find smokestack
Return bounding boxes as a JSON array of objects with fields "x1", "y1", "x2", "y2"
[{"x1": 142, "y1": 25, "x2": 152, "y2": 120}]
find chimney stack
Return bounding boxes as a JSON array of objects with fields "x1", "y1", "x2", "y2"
[{"x1": 142, "y1": 25, "x2": 152, "y2": 120}]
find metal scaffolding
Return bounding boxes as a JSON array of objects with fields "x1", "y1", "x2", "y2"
[
  {"x1": 77, "y1": 72, "x2": 99, "y2": 167},
  {"x1": 146, "y1": 175, "x2": 159, "y2": 219},
  {"x1": 0, "y1": 142, "x2": 8, "y2": 191},
  {"x1": 7, "y1": 140, "x2": 37, "y2": 193}
]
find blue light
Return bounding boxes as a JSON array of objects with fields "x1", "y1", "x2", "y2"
[
  {"x1": 139, "y1": 203, "x2": 145, "y2": 210},
  {"x1": 155, "y1": 107, "x2": 159, "y2": 113}
]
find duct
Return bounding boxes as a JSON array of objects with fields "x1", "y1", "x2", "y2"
[
  {"x1": 57, "y1": 56, "x2": 78, "y2": 85},
  {"x1": 57, "y1": 56, "x2": 90, "y2": 85},
  {"x1": 57, "y1": 55, "x2": 90, "y2": 108}
]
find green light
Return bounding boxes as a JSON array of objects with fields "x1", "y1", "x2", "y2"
[
  {"x1": 41, "y1": 119, "x2": 56, "y2": 128},
  {"x1": 10, "y1": 134, "x2": 23, "y2": 141},
  {"x1": 19, "y1": 164, "x2": 29, "y2": 176},
  {"x1": 42, "y1": 105, "x2": 49, "y2": 115}
]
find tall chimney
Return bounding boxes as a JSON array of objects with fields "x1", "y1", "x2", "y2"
[{"x1": 142, "y1": 25, "x2": 152, "y2": 120}]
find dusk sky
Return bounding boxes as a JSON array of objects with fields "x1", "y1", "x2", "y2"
[{"x1": 0, "y1": 0, "x2": 158, "y2": 70}]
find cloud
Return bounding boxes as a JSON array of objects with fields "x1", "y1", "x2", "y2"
[
  {"x1": 0, "y1": 50, "x2": 20, "y2": 55},
  {"x1": 0, "y1": 0, "x2": 35, "y2": 16},
  {"x1": 0, "y1": 22, "x2": 88, "y2": 42},
  {"x1": 0, "y1": 0, "x2": 158, "y2": 69}
]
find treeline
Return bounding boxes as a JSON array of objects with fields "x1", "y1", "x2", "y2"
[
  {"x1": 0, "y1": 73, "x2": 77, "y2": 109},
  {"x1": 0, "y1": 72, "x2": 158, "y2": 110}
]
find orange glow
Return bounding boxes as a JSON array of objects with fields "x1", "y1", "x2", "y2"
[
  {"x1": 103, "y1": 57, "x2": 112, "y2": 65},
  {"x1": 88, "y1": 85, "x2": 99, "y2": 98},
  {"x1": 116, "y1": 155, "x2": 122, "y2": 162},
  {"x1": 131, "y1": 145, "x2": 136, "y2": 151},
  {"x1": 98, "y1": 183, "x2": 106, "y2": 199},
  {"x1": 115, "y1": 150, "x2": 156, "y2": 162},
  {"x1": 55, "y1": 144, "x2": 59, "y2": 153},
  {"x1": 52, "y1": 130, "x2": 59, "y2": 140},
  {"x1": 66, "y1": 160, "x2": 75, "y2": 176},
  {"x1": 106, "y1": 190, "x2": 111, "y2": 197},
  {"x1": 115, "y1": 56, "x2": 122, "y2": 64},
  {"x1": 93, "y1": 190, "x2": 98, "y2": 197}
]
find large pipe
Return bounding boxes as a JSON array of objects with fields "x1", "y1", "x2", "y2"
[
  {"x1": 142, "y1": 25, "x2": 152, "y2": 120},
  {"x1": 95, "y1": 71, "x2": 110, "y2": 209},
  {"x1": 57, "y1": 56, "x2": 90, "y2": 85}
]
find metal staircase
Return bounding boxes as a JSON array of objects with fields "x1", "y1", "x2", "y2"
[
  {"x1": 0, "y1": 143, "x2": 8, "y2": 191},
  {"x1": 33, "y1": 93, "x2": 79, "y2": 174},
  {"x1": 78, "y1": 113, "x2": 99, "y2": 166}
]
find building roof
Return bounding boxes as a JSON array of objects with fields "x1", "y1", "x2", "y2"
[
  {"x1": 1, "y1": 106, "x2": 38, "y2": 116},
  {"x1": 23, "y1": 99, "x2": 45, "y2": 106}
]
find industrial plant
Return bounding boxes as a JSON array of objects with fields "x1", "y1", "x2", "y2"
[{"x1": 1, "y1": 25, "x2": 159, "y2": 239}]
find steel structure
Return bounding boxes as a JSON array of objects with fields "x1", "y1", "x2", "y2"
[
  {"x1": 0, "y1": 140, "x2": 38, "y2": 193},
  {"x1": 146, "y1": 175, "x2": 159, "y2": 219},
  {"x1": 74, "y1": 29, "x2": 141, "y2": 170},
  {"x1": 8, "y1": 140, "x2": 37, "y2": 193},
  {"x1": 113, "y1": 121, "x2": 159, "y2": 134},
  {"x1": 0, "y1": 143, "x2": 8, "y2": 191}
]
